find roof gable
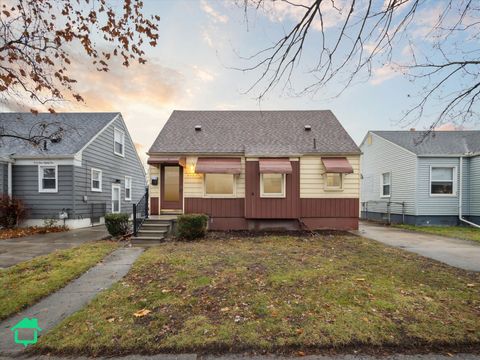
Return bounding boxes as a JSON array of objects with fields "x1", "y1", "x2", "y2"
[
  {"x1": 149, "y1": 110, "x2": 360, "y2": 155},
  {"x1": 0, "y1": 112, "x2": 119, "y2": 157},
  {"x1": 372, "y1": 131, "x2": 480, "y2": 156}
]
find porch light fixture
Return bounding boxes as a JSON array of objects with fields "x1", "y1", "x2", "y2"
[{"x1": 114, "y1": 179, "x2": 121, "y2": 184}]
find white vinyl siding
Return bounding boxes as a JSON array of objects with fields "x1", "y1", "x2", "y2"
[
  {"x1": 360, "y1": 133, "x2": 417, "y2": 215},
  {"x1": 300, "y1": 155, "x2": 360, "y2": 198},
  {"x1": 417, "y1": 158, "x2": 463, "y2": 216}
]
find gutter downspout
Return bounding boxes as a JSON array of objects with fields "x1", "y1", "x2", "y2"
[
  {"x1": 459, "y1": 156, "x2": 480, "y2": 228},
  {"x1": 7, "y1": 162, "x2": 12, "y2": 197}
]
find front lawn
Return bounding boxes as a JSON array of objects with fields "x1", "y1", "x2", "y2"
[
  {"x1": 0, "y1": 241, "x2": 119, "y2": 320},
  {"x1": 395, "y1": 224, "x2": 480, "y2": 243},
  {"x1": 36, "y1": 235, "x2": 480, "y2": 355}
]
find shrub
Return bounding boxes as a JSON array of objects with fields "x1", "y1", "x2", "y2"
[
  {"x1": 177, "y1": 214, "x2": 208, "y2": 240},
  {"x1": 0, "y1": 194, "x2": 27, "y2": 229},
  {"x1": 105, "y1": 213, "x2": 130, "y2": 237}
]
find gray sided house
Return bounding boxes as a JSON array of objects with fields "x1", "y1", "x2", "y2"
[
  {"x1": 0, "y1": 112, "x2": 146, "y2": 228},
  {"x1": 360, "y1": 130, "x2": 480, "y2": 226}
]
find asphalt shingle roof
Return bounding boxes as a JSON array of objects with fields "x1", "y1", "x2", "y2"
[
  {"x1": 0, "y1": 112, "x2": 119, "y2": 157},
  {"x1": 372, "y1": 130, "x2": 480, "y2": 155},
  {"x1": 149, "y1": 110, "x2": 360, "y2": 155}
]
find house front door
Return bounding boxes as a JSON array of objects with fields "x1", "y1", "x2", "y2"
[{"x1": 161, "y1": 165, "x2": 183, "y2": 211}]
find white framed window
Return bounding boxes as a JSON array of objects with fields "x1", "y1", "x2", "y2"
[
  {"x1": 91, "y1": 168, "x2": 102, "y2": 192},
  {"x1": 112, "y1": 184, "x2": 121, "y2": 213},
  {"x1": 113, "y1": 127, "x2": 125, "y2": 157},
  {"x1": 38, "y1": 165, "x2": 58, "y2": 193},
  {"x1": 324, "y1": 173, "x2": 343, "y2": 190},
  {"x1": 260, "y1": 173, "x2": 285, "y2": 198},
  {"x1": 430, "y1": 166, "x2": 456, "y2": 196},
  {"x1": 125, "y1": 176, "x2": 132, "y2": 201},
  {"x1": 380, "y1": 172, "x2": 391, "y2": 198},
  {"x1": 204, "y1": 173, "x2": 235, "y2": 197}
]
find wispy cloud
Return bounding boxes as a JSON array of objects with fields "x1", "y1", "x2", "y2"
[
  {"x1": 192, "y1": 65, "x2": 215, "y2": 82},
  {"x1": 200, "y1": 0, "x2": 228, "y2": 23},
  {"x1": 370, "y1": 64, "x2": 401, "y2": 85}
]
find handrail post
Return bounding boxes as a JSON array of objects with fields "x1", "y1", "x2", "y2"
[
  {"x1": 133, "y1": 203, "x2": 137, "y2": 236},
  {"x1": 145, "y1": 187, "x2": 149, "y2": 219}
]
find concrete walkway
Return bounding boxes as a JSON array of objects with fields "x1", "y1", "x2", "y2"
[
  {"x1": 0, "y1": 226, "x2": 109, "y2": 268},
  {"x1": 357, "y1": 221, "x2": 480, "y2": 272},
  {"x1": 0, "y1": 247, "x2": 143, "y2": 356}
]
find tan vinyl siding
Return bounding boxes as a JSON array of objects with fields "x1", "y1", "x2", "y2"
[
  {"x1": 300, "y1": 155, "x2": 360, "y2": 198},
  {"x1": 148, "y1": 165, "x2": 160, "y2": 198},
  {"x1": 183, "y1": 156, "x2": 245, "y2": 198}
]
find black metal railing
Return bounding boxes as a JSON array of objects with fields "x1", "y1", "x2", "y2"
[
  {"x1": 361, "y1": 200, "x2": 406, "y2": 224},
  {"x1": 133, "y1": 188, "x2": 149, "y2": 236},
  {"x1": 90, "y1": 203, "x2": 106, "y2": 226}
]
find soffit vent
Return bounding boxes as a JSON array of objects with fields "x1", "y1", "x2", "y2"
[
  {"x1": 195, "y1": 125, "x2": 202, "y2": 131},
  {"x1": 304, "y1": 125, "x2": 312, "y2": 131}
]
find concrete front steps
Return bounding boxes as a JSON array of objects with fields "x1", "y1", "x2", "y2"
[{"x1": 132, "y1": 217, "x2": 176, "y2": 246}]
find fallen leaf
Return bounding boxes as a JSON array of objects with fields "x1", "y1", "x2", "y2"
[
  {"x1": 297, "y1": 351, "x2": 306, "y2": 356},
  {"x1": 133, "y1": 309, "x2": 151, "y2": 317},
  {"x1": 355, "y1": 278, "x2": 366, "y2": 281},
  {"x1": 467, "y1": 283, "x2": 475, "y2": 287},
  {"x1": 220, "y1": 307, "x2": 230, "y2": 312},
  {"x1": 107, "y1": 317, "x2": 115, "y2": 323},
  {"x1": 296, "y1": 328, "x2": 304, "y2": 335}
]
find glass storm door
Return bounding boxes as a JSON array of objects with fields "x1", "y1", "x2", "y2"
[
  {"x1": 112, "y1": 184, "x2": 121, "y2": 213},
  {"x1": 161, "y1": 165, "x2": 183, "y2": 210}
]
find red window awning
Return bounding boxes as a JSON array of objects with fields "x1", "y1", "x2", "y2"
[
  {"x1": 322, "y1": 157, "x2": 353, "y2": 174},
  {"x1": 195, "y1": 158, "x2": 242, "y2": 174},
  {"x1": 259, "y1": 158, "x2": 292, "y2": 174},
  {"x1": 147, "y1": 156, "x2": 186, "y2": 167}
]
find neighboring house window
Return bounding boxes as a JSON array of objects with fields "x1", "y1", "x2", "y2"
[
  {"x1": 112, "y1": 184, "x2": 121, "y2": 213},
  {"x1": 260, "y1": 173, "x2": 285, "y2": 197},
  {"x1": 113, "y1": 128, "x2": 125, "y2": 156},
  {"x1": 205, "y1": 174, "x2": 235, "y2": 196},
  {"x1": 325, "y1": 173, "x2": 342, "y2": 190},
  {"x1": 125, "y1": 176, "x2": 132, "y2": 200},
  {"x1": 431, "y1": 167, "x2": 455, "y2": 195},
  {"x1": 381, "y1": 172, "x2": 391, "y2": 197},
  {"x1": 38, "y1": 165, "x2": 57, "y2": 193},
  {"x1": 91, "y1": 168, "x2": 102, "y2": 192}
]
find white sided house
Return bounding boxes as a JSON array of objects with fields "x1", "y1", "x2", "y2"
[
  {"x1": 360, "y1": 130, "x2": 480, "y2": 226},
  {"x1": 0, "y1": 112, "x2": 146, "y2": 228}
]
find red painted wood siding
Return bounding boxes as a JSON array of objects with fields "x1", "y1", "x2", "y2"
[
  {"x1": 184, "y1": 198, "x2": 244, "y2": 217},
  {"x1": 300, "y1": 198, "x2": 359, "y2": 218},
  {"x1": 245, "y1": 160, "x2": 300, "y2": 219},
  {"x1": 150, "y1": 197, "x2": 159, "y2": 215}
]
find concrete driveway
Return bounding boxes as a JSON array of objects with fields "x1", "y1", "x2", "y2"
[
  {"x1": 356, "y1": 221, "x2": 480, "y2": 272},
  {"x1": 0, "y1": 226, "x2": 109, "y2": 268}
]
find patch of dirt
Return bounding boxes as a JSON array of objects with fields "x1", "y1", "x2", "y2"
[{"x1": 205, "y1": 230, "x2": 355, "y2": 240}]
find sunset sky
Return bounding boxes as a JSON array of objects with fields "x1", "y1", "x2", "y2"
[{"x1": 4, "y1": 0, "x2": 478, "y2": 159}]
